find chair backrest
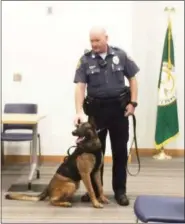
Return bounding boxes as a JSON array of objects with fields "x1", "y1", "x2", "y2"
[{"x1": 3, "y1": 103, "x2": 38, "y2": 131}]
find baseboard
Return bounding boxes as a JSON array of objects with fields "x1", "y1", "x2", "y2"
[
  {"x1": 3, "y1": 148, "x2": 184, "y2": 165},
  {"x1": 131, "y1": 148, "x2": 184, "y2": 157}
]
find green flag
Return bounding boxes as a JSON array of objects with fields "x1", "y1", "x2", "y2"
[{"x1": 155, "y1": 18, "x2": 179, "y2": 150}]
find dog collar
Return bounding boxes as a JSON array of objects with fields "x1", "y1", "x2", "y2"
[{"x1": 96, "y1": 128, "x2": 106, "y2": 133}]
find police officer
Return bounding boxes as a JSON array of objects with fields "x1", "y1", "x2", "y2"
[{"x1": 73, "y1": 26, "x2": 139, "y2": 206}]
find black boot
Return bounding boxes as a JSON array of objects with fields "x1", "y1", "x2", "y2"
[
  {"x1": 81, "y1": 191, "x2": 100, "y2": 202},
  {"x1": 114, "y1": 193, "x2": 129, "y2": 206},
  {"x1": 81, "y1": 193, "x2": 91, "y2": 202}
]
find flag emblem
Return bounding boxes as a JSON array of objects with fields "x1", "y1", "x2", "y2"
[{"x1": 158, "y1": 62, "x2": 176, "y2": 106}]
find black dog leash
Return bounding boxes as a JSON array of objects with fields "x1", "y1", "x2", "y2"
[
  {"x1": 67, "y1": 146, "x2": 76, "y2": 155},
  {"x1": 126, "y1": 114, "x2": 141, "y2": 176},
  {"x1": 63, "y1": 145, "x2": 76, "y2": 163}
]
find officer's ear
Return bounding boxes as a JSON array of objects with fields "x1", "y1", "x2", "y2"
[
  {"x1": 104, "y1": 33, "x2": 108, "y2": 42},
  {"x1": 106, "y1": 34, "x2": 108, "y2": 41}
]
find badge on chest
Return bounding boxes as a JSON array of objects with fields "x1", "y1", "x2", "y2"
[{"x1": 112, "y1": 56, "x2": 120, "y2": 65}]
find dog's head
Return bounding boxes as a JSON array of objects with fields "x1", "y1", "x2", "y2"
[
  {"x1": 72, "y1": 118, "x2": 101, "y2": 150},
  {"x1": 72, "y1": 122, "x2": 95, "y2": 143}
]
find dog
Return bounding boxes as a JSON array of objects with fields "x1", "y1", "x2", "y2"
[{"x1": 5, "y1": 120, "x2": 109, "y2": 208}]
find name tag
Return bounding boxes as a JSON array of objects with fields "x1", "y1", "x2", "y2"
[{"x1": 89, "y1": 65, "x2": 96, "y2": 70}]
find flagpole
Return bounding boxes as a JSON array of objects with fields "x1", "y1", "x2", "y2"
[{"x1": 153, "y1": 7, "x2": 175, "y2": 161}]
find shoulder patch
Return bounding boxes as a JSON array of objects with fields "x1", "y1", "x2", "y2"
[
  {"x1": 84, "y1": 49, "x2": 91, "y2": 55},
  {"x1": 76, "y1": 59, "x2": 81, "y2": 70}
]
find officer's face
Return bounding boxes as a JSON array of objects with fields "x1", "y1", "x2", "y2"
[{"x1": 90, "y1": 34, "x2": 108, "y2": 53}]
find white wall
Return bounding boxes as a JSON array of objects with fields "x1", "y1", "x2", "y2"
[{"x1": 2, "y1": 1, "x2": 184, "y2": 156}]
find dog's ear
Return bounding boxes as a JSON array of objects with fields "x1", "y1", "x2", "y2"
[{"x1": 88, "y1": 116, "x2": 97, "y2": 130}]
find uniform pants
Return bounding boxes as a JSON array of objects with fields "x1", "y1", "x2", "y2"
[{"x1": 89, "y1": 101, "x2": 129, "y2": 196}]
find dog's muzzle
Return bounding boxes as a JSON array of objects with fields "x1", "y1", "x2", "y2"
[
  {"x1": 75, "y1": 137, "x2": 85, "y2": 144},
  {"x1": 72, "y1": 130, "x2": 78, "y2": 136}
]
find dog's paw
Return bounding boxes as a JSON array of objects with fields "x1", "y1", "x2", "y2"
[
  {"x1": 98, "y1": 195, "x2": 110, "y2": 204},
  {"x1": 58, "y1": 201, "x2": 72, "y2": 207},
  {"x1": 93, "y1": 200, "x2": 104, "y2": 208},
  {"x1": 63, "y1": 202, "x2": 72, "y2": 207}
]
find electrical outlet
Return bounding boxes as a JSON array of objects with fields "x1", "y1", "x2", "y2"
[
  {"x1": 13, "y1": 73, "x2": 22, "y2": 82},
  {"x1": 47, "y1": 6, "x2": 53, "y2": 15}
]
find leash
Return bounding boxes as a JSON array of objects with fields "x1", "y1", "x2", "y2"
[
  {"x1": 96, "y1": 115, "x2": 141, "y2": 176},
  {"x1": 67, "y1": 146, "x2": 76, "y2": 155},
  {"x1": 126, "y1": 114, "x2": 141, "y2": 176},
  {"x1": 63, "y1": 145, "x2": 76, "y2": 162}
]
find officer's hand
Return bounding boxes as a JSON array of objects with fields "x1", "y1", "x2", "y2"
[
  {"x1": 74, "y1": 112, "x2": 86, "y2": 126},
  {"x1": 124, "y1": 104, "x2": 135, "y2": 117}
]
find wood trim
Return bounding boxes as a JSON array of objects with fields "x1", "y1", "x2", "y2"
[
  {"x1": 3, "y1": 148, "x2": 184, "y2": 165},
  {"x1": 130, "y1": 148, "x2": 184, "y2": 157}
]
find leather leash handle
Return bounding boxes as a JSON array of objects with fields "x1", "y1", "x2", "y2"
[{"x1": 127, "y1": 114, "x2": 141, "y2": 176}]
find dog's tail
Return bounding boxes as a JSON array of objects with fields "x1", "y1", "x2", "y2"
[{"x1": 5, "y1": 187, "x2": 48, "y2": 202}]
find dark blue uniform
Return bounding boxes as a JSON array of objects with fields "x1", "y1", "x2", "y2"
[{"x1": 74, "y1": 46, "x2": 139, "y2": 201}]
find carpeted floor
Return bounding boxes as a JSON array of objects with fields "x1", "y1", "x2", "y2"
[{"x1": 1, "y1": 157, "x2": 184, "y2": 223}]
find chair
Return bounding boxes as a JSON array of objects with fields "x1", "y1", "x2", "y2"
[
  {"x1": 134, "y1": 195, "x2": 185, "y2": 223},
  {"x1": 1, "y1": 103, "x2": 41, "y2": 167}
]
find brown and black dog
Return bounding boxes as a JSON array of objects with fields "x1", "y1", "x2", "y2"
[{"x1": 5, "y1": 120, "x2": 109, "y2": 208}]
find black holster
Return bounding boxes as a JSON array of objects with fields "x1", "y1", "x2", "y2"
[
  {"x1": 83, "y1": 96, "x2": 98, "y2": 116},
  {"x1": 119, "y1": 86, "x2": 131, "y2": 111}
]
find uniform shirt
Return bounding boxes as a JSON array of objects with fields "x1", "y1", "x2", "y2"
[{"x1": 74, "y1": 45, "x2": 140, "y2": 98}]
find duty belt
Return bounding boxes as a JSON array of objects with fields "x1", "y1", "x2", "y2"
[{"x1": 87, "y1": 92, "x2": 128, "y2": 104}]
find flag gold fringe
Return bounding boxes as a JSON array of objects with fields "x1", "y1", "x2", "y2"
[{"x1": 155, "y1": 132, "x2": 179, "y2": 150}]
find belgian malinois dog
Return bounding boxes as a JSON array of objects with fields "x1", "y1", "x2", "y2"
[{"x1": 5, "y1": 120, "x2": 109, "y2": 208}]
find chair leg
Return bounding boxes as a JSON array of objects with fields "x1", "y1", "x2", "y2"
[
  {"x1": 29, "y1": 138, "x2": 41, "y2": 179},
  {"x1": 1, "y1": 141, "x2": 5, "y2": 166},
  {"x1": 37, "y1": 135, "x2": 41, "y2": 166},
  {"x1": 30, "y1": 137, "x2": 41, "y2": 164},
  {"x1": 34, "y1": 135, "x2": 41, "y2": 179},
  {"x1": 29, "y1": 141, "x2": 32, "y2": 165},
  {"x1": 136, "y1": 218, "x2": 146, "y2": 223}
]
